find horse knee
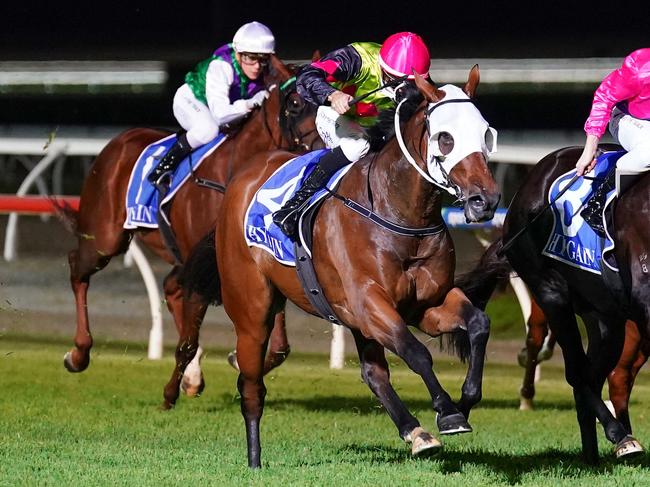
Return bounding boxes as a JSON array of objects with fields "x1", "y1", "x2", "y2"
[
  {"x1": 467, "y1": 311, "x2": 490, "y2": 341},
  {"x1": 359, "y1": 362, "x2": 388, "y2": 387}
]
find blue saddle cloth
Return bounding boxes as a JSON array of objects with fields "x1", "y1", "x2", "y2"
[
  {"x1": 244, "y1": 149, "x2": 354, "y2": 266},
  {"x1": 542, "y1": 150, "x2": 625, "y2": 274},
  {"x1": 124, "y1": 133, "x2": 226, "y2": 228}
]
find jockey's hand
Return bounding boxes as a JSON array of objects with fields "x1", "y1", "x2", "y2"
[
  {"x1": 246, "y1": 90, "x2": 270, "y2": 110},
  {"x1": 328, "y1": 91, "x2": 353, "y2": 115},
  {"x1": 575, "y1": 134, "x2": 600, "y2": 176}
]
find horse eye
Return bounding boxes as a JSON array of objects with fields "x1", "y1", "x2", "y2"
[{"x1": 438, "y1": 132, "x2": 454, "y2": 155}]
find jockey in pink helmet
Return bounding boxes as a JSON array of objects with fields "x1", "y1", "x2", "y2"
[{"x1": 273, "y1": 32, "x2": 431, "y2": 237}]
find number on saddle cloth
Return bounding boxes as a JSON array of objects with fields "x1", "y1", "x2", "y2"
[
  {"x1": 244, "y1": 149, "x2": 355, "y2": 265},
  {"x1": 542, "y1": 150, "x2": 625, "y2": 274}
]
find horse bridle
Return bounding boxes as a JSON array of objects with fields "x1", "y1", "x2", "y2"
[
  {"x1": 395, "y1": 97, "x2": 471, "y2": 203},
  {"x1": 261, "y1": 77, "x2": 318, "y2": 152}
]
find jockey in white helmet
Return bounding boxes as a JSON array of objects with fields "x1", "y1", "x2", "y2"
[{"x1": 148, "y1": 21, "x2": 275, "y2": 185}]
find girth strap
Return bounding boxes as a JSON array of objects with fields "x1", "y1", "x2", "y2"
[{"x1": 294, "y1": 241, "x2": 345, "y2": 326}]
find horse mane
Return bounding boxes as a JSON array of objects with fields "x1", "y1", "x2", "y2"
[{"x1": 367, "y1": 82, "x2": 424, "y2": 152}]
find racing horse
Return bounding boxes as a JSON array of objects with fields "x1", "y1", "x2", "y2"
[
  {"x1": 205, "y1": 67, "x2": 500, "y2": 467},
  {"x1": 456, "y1": 145, "x2": 648, "y2": 462},
  {"x1": 57, "y1": 54, "x2": 321, "y2": 401}
]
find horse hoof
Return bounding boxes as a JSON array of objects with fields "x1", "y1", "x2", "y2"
[
  {"x1": 615, "y1": 435, "x2": 644, "y2": 459},
  {"x1": 436, "y1": 412, "x2": 472, "y2": 435},
  {"x1": 160, "y1": 400, "x2": 175, "y2": 411},
  {"x1": 227, "y1": 351, "x2": 240, "y2": 371},
  {"x1": 63, "y1": 351, "x2": 87, "y2": 373},
  {"x1": 407, "y1": 427, "x2": 443, "y2": 457},
  {"x1": 519, "y1": 397, "x2": 534, "y2": 411},
  {"x1": 181, "y1": 379, "x2": 205, "y2": 397}
]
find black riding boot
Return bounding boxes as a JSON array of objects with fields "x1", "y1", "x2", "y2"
[
  {"x1": 272, "y1": 147, "x2": 352, "y2": 238},
  {"x1": 580, "y1": 171, "x2": 615, "y2": 238},
  {"x1": 147, "y1": 133, "x2": 193, "y2": 185}
]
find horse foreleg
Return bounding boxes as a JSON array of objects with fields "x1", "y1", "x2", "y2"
[
  {"x1": 351, "y1": 329, "x2": 441, "y2": 456},
  {"x1": 519, "y1": 303, "x2": 550, "y2": 410},
  {"x1": 162, "y1": 296, "x2": 207, "y2": 409},
  {"x1": 418, "y1": 288, "x2": 489, "y2": 422},
  {"x1": 361, "y1": 289, "x2": 469, "y2": 436}
]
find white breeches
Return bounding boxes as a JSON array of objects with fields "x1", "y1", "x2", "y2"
[
  {"x1": 610, "y1": 111, "x2": 650, "y2": 173},
  {"x1": 173, "y1": 84, "x2": 220, "y2": 148},
  {"x1": 316, "y1": 106, "x2": 370, "y2": 162}
]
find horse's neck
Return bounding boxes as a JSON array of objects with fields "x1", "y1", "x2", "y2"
[
  {"x1": 235, "y1": 100, "x2": 282, "y2": 152},
  {"x1": 368, "y1": 125, "x2": 443, "y2": 227}
]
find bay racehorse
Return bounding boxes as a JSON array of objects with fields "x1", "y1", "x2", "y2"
[
  {"x1": 204, "y1": 67, "x2": 500, "y2": 467},
  {"x1": 56, "y1": 55, "x2": 321, "y2": 404},
  {"x1": 457, "y1": 145, "x2": 649, "y2": 462}
]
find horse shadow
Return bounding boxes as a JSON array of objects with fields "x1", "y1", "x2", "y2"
[{"x1": 331, "y1": 444, "x2": 649, "y2": 482}]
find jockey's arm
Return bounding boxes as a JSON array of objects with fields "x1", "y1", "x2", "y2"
[
  {"x1": 205, "y1": 59, "x2": 253, "y2": 126},
  {"x1": 296, "y1": 45, "x2": 362, "y2": 107}
]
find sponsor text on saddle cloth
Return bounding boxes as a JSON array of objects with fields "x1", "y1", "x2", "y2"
[
  {"x1": 542, "y1": 150, "x2": 624, "y2": 274},
  {"x1": 245, "y1": 149, "x2": 354, "y2": 266},
  {"x1": 124, "y1": 133, "x2": 226, "y2": 229}
]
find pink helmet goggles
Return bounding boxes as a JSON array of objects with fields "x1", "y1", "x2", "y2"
[{"x1": 378, "y1": 32, "x2": 430, "y2": 79}]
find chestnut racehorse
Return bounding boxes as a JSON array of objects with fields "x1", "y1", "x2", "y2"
[
  {"x1": 457, "y1": 145, "x2": 649, "y2": 462},
  {"x1": 205, "y1": 67, "x2": 500, "y2": 467},
  {"x1": 58, "y1": 55, "x2": 321, "y2": 403}
]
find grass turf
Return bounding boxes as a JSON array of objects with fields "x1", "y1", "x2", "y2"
[{"x1": 1, "y1": 339, "x2": 650, "y2": 486}]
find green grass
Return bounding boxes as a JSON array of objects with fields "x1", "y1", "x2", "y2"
[{"x1": 1, "y1": 339, "x2": 650, "y2": 486}]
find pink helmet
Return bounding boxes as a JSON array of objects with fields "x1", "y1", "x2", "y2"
[{"x1": 378, "y1": 32, "x2": 430, "y2": 79}]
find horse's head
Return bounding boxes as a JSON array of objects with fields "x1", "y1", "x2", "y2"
[
  {"x1": 411, "y1": 66, "x2": 500, "y2": 222},
  {"x1": 261, "y1": 55, "x2": 322, "y2": 152}
]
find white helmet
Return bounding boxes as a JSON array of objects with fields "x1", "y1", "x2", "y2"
[{"x1": 232, "y1": 21, "x2": 275, "y2": 54}]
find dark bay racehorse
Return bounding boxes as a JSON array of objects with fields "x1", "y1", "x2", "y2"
[
  {"x1": 57, "y1": 55, "x2": 321, "y2": 403},
  {"x1": 458, "y1": 145, "x2": 648, "y2": 462},
  {"x1": 517, "y1": 300, "x2": 648, "y2": 436},
  {"x1": 205, "y1": 68, "x2": 500, "y2": 467}
]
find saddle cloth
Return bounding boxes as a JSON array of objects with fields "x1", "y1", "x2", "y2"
[
  {"x1": 244, "y1": 148, "x2": 354, "y2": 266},
  {"x1": 542, "y1": 150, "x2": 625, "y2": 273},
  {"x1": 124, "y1": 133, "x2": 226, "y2": 229}
]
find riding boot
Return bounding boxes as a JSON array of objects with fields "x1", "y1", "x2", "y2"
[
  {"x1": 580, "y1": 170, "x2": 615, "y2": 238},
  {"x1": 272, "y1": 147, "x2": 352, "y2": 238},
  {"x1": 147, "y1": 133, "x2": 193, "y2": 185}
]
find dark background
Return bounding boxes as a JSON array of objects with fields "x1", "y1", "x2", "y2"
[{"x1": 1, "y1": 1, "x2": 649, "y2": 129}]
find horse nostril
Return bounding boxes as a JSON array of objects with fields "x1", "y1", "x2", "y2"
[{"x1": 469, "y1": 195, "x2": 486, "y2": 210}]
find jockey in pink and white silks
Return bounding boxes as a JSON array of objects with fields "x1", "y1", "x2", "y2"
[
  {"x1": 575, "y1": 48, "x2": 650, "y2": 236},
  {"x1": 272, "y1": 32, "x2": 431, "y2": 237},
  {"x1": 148, "y1": 21, "x2": 275, "y2": 185}
]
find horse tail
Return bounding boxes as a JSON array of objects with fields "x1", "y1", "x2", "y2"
[
  {"x1": 179, "y1": 230, "x2": 222, "y2": 306},
  {"x1": 51, "y1": 197, "x2": 79, "y2": 235},
  {"x1": 442, "y1": 238, "x2": 512, "y2": 362},
  {"x1": 455, "y1": 238, "x2": 512, "y2": 310}
]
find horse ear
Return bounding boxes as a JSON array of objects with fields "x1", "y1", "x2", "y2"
[
  {"x1": 413, "y1": 70, "x2": 442, "y2": 103},
  {"x1": 464, "y1": 64, "x2": 480, "y2": 98},
  {"x1": 311, "y1": 49, "x2": 321, "y2": 62}
]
